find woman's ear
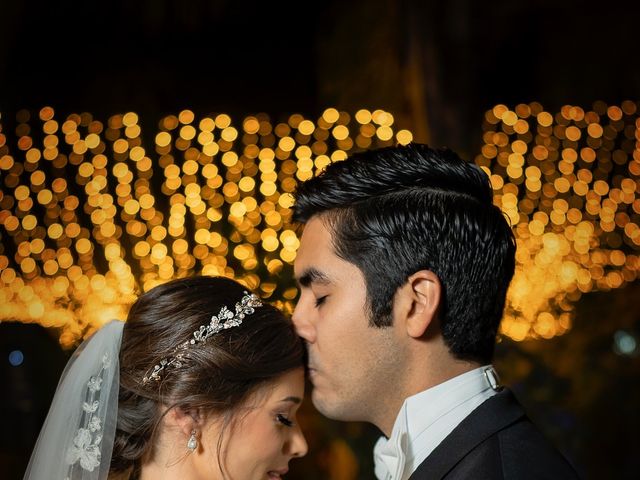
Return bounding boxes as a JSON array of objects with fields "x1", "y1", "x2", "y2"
[
  {"x1": 400, "y1": 270, "x2": 442, "y2": 338},
  {"x1": 165, "y1": 406, "x2": 202, "y2": 438}
]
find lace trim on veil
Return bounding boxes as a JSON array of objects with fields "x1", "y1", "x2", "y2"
[
  {"x1": 24, "y1": 320, "x2": 123, "y2": 480},
  {"x1": 64, "y1": 352, "x2": 112, "y2": 477}
]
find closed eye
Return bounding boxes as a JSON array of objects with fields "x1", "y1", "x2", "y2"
[
  {"x1": 276, "y1": 414, "x2": 294, "y2": 427},
  {"x1": 314, "y1": 295, "x2": 327, "y2": 307}
]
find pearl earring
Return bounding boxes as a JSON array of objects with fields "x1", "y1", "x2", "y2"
[{"x1": 187, "y1": 430, "x2": 198, "y2": 451}]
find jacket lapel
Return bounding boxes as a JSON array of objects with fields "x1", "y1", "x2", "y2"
[{"x1": 409, "y1": 389, "x2": 525, "y2": 479}]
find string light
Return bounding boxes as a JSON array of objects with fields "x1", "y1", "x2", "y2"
[
  {"x1": 0, "y1": 107, "x2": 405, "y2": 346},
  {"x1": 478, "y1": 101, "x2": 640, "y2": 341},
  {"x1": 2, "y1": 102, "x2": 638, "y2": 346}
]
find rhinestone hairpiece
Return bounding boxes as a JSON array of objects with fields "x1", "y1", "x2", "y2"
[{"x1": 142, "y1": 291, "x2": 262, "y2": 384}]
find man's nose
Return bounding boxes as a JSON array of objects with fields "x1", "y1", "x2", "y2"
[{"x1": 292, "y1": 301, "x2": 316, "y2": 343}]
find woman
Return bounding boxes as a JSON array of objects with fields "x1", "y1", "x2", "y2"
[{"x1": 25, "y1": 276, "x2": 308, "y2": 479}]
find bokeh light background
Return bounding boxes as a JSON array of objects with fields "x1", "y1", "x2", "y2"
[
  {"x1": 2, "y1": 103, "x2": 638, "y2": 347},
  {"x1": 0, "y1": 107, "x2": 414, "y2": 346}
]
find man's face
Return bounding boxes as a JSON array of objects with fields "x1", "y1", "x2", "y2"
[{"x1": 292, "y1": 217, "x2": 403, "y2": 422}]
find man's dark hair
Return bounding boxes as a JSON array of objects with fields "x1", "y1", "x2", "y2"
[{"x1": 293, "y1": 143, "x2": 516, "y2": 364}]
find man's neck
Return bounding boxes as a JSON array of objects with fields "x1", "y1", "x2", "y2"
[{"x1": 375, "y1": 358, "x2": 481, "y2": 437}]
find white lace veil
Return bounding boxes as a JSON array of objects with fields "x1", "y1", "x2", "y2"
[{"x1": 24, "y1": 320, "x2": 124, "y2": 480}]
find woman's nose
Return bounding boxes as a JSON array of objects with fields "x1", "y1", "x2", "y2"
[{"x1": 289, "y1": 425, "x2": 308, "y2": 458}]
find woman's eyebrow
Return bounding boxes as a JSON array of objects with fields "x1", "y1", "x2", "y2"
[{"x1": 278, "y1": 396, "x2": 302, "y2": 404}]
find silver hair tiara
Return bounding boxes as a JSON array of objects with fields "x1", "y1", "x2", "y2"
[{"x1": 142, "y1": 291, "x2": 263, "y2": 384}]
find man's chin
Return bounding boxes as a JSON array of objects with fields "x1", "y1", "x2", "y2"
[
  {"x1": 311, "y1": 388, "x2": 359, "y2": 422},
  {"x1": 311, "y1": 388, "x2": 337, "y2": 419}
]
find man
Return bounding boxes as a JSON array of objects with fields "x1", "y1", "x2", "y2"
[{"x1": 291, "y1": 144, "x2": 578, "y2": 479}]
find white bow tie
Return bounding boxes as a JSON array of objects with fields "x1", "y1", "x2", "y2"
[{"x1": 373, "y1": 415, "x2": 409, "y2": 480}]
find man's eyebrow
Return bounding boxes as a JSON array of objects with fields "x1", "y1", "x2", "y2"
[
  {"x1": 279, "y1": 396, "x2": 302, "y2": 405},
  {"x1": 297, "y1": 267, "x2": 332, "y2": 287}
]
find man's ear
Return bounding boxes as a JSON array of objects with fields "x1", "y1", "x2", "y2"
[{"x1": 401, "y1": 270, "x2": 442, "y2": 338}]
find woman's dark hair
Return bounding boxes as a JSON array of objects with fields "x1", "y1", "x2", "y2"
[
  {"x1": 293, "y1": 143, "x2": 516, "y2": 365},
  {"x1": 109, "y1": 276, "x2": 304, "y2": 477}
]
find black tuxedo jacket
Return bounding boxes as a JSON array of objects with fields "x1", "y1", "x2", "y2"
[{"x1": 408, "y1": 389, "x2": 579, "y2": 479}]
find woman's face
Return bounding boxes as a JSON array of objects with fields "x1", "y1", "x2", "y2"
[{"x1": 199, "y1": 367, "x2": 308, "y2": 479}]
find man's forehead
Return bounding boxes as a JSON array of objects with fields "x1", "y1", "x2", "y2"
[
  {"x1": 295, "y1": 221, "x2": 336, "y2": 279},
  {"x1": 296, "y1": 219, "x2": 333, "y2": 262},
  {"x1": 299, "y1": 216, "x2": 332, "y2": 242}
]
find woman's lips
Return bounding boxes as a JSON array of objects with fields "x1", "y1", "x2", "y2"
[{"x1": 267, "y1": 467, "x2": 288, "y2": 479}]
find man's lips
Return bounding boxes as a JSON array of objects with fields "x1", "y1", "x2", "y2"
[{"x1": 307, "y1": 367, "x2": 320, "y2": 384}]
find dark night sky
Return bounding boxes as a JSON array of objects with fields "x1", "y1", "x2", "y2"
[
  {"x1": 1, "y1": 0, "x2": 639, "y2": 151},
  {"x1": 0, "y1": 0, "x2": 319, "y2": 118}
]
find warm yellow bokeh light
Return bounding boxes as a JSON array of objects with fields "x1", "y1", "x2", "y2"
[
  {"x1": 480, "y1": 101, "x2": 640, "y2": 341},
  {"x1": 3, "y1": 103, "x2": 638, "y2": 348}
]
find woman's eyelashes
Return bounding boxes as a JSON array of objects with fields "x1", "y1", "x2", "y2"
[
  {"x1": 314, "y1": 295, "x2": 327, "y2": 308},
  {"x1": 276, "y1": 413, "x2": 294, "y2": 427}
]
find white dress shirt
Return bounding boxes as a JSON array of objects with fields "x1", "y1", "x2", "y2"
[{"x1": 373, "y1": 365, "x2": 501, "y2": 480}]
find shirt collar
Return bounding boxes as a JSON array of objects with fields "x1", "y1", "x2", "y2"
[{"x1": 373, "y1": 365, "x2": 500, "y2": 480}]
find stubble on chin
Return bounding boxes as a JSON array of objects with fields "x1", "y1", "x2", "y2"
[
  {"x1": 309, "y1": 377, "x2": 347, "y2": 421},
  {"x1": 310, "y1": 379, "x2": 370, "y2": 423}
]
